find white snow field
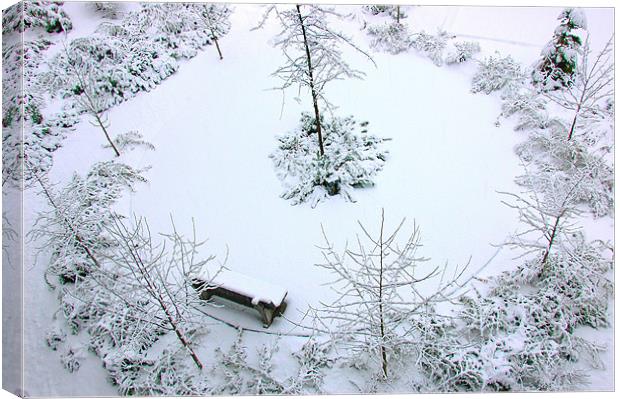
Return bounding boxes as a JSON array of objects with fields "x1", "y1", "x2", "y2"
[{"x1": 3, "y1": 1, "x2": 613, "y2": 396}]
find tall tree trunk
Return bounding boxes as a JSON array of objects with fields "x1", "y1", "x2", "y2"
[
  {"x1": 296, "y1": 4, "x2": 325, "y2": 157},
  {"x1": 378, "y1": 208, "x2": 388, "y2": 379},
  {"x1": 396, "y1": 6, "x2": 400, "y2": 23},
  {"x1": 567, "y1": 82, "x2": 587, "y2": 141}
]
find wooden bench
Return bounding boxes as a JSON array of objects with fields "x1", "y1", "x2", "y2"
[{"x1": 192, "y1": 269, "x2": 288, "y2": 328}]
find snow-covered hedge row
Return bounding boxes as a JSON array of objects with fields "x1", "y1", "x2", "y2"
[
  {"x1": 2, "y1": 1, "x2": 72, "y2": 34},
  {"x1": 365, "y1": 19, "x2": 480, "y2": 65},
  {"x1": 1, "y1": 39, "x2": 73, "y2": 185},
  {"x1": 45, "y1": 3, "x2": 231, "y2": 110},
  {"x1": 2, "y1": 3, "x2": 231, "y2": 186}
]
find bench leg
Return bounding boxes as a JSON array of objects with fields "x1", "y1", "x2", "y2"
[
  {"x1": 200, "y1": 290, "x2": 213, "y2": 301},
  {"x1": 256, "y1": 304, "x2": 275, "y2": 328}
]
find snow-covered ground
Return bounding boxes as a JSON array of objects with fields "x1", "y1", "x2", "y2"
[{"x1": 1, "y1": 1, "x2": 614, "y2": 396}]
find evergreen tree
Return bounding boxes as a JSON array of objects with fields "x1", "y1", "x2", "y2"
[{"x1": 533, "y1": 8, "x2": 587, "y2": 90}]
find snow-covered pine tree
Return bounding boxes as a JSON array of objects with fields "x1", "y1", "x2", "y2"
[
  {"x1": 532, "y1": 8, "x2": 587, "y2": 90},
  {"x1": 270, "y1": 113, "x2": 387, "y2": 206},
  {"x1": 185, "y1": 3, "x2": 232, "y2": 60},
  {"x1": 256, "y1": 4, "x2": 374, "y2": 156},
  {"x1": 312, "y1": 210, "x2": 479, "y2": 380},
  {"x1": 543, "y1": 35, "x2": 614, "y2": 141},
  {"x1": 2, "y1": 1, "x2": 72, "y2": 34}
]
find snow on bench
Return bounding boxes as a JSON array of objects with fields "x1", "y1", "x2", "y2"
[{"x1": 192, "y1": 269, "x2": 288, "y2": 328}]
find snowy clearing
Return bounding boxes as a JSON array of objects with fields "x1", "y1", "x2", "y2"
[{"x1": 1, "y1": 1, "x2": 614, "y2": 396}]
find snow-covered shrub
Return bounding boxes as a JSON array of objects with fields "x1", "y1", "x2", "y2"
[
  {"x1": 445, "y1": 41, "x2": 481, "y2": 64},
  {"x1": 363, "y1": 5, "x2": 406, "y2": 20},
  {"x1": 270, "y1": 113, "x2": 387, "y2": 207},
  {"x1": 410, "y1": 30, "x2": 450, "y2": 66},
  {"x1": 60, "y1": 347, "x2": 83, "y2": 373},
  {"x1": 515, "y1": 129, "x2": 613, "y2": 218},
  {"x1": 2, "y1": 1, "x2": 72, "y2": 34},
  {"x1": 123, "y1": 3, "x2": 214, "y2": 60},
  {"x1": 211, "y1": 331, "x2": 288, "y2": 395},
  {"x1": 103, "y1": 341, "x2": 211, "y2": 396},
  {"x1": 288, "y1": 337, "x2": 333, "y2": 393},
  {"x1": 471, "y1": 53, "x2": 525, "y2": 94},
  {"x1": 499, "y1": 85, "x2": 559, "y2": 131},
  {"x1": 367, "y1": 22, "x2": 411, "y2": 54},
  {"x1": 2, "y1": 39, "x2": 68, "y2": 186},
  {"x1": 417, "y1": 318, "x2": 501, "y2": 392},
  {"x1": 453, "y1": 238, "x2": 611, "y2": 391},
  {"x1": 532, "y1": 8, "x2": 586, "y2": 90},
  {"x1": 458, "y1": 287, "x2": 592, "y2": 391},
  {"x1": 523, "y1": 239, "x2": 613, "y2": 329},
  {"x1": 97, "y1": 23, "x2": 179, "y2": 94},
  {"x1": 45, "y1": 328, "x2": 66, "y2": 351},
  {"x1": 363, "y1": 5, "x2": 394, "y2": 16},
  {"x1": 44, "y1": 36, "x2": 129, "y2": 107},
  {"x1": 574, "y1": 99, "x2": 614, "y2": 152},
  {"x1": 91, "y1": 2, "x2": 122, "y2": 19},
  {"x1": 32, "y1": 161, "x2": 148, "y2": 284}
]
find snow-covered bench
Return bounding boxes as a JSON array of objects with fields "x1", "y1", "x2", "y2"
[{"x1": 192, "y1": 269, "x2": 288, "y2": 328}]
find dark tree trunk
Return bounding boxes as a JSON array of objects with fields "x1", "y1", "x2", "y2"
[
  {"x1": 541, "y1": 213, "x2": 562, "y2": 265},
  {"x1": 213, "y1": 35, "x2": 223, "y2": 60},
  {"x1": 378, "y1": 208, "x2": 388, "y2": 379},
  {"x1": 567, "y1": 104, "x2": 580, "y2": 141},
  {"x1": 296, "y1": 4, "x2": 325, "y2": 156}
]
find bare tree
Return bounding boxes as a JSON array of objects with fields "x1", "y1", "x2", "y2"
[
  {"x1": 186, "y1": 3, "x2": 232, "y2": 60},
  {"x1": 256, "y1": 4, "x2": 374, "y2": 156},
  {"x1": 44, "y1": 41, "x2": 125, "y2": 156},
  {"x1": 311, "y1": 209, "x2": 481, "y2": 380},
  {"x1": 545, "y1": 35, "x2": 614, "y2": 141},
  {"x1": 499, "y1": 167, "x2": 587, "y2": 265},
  {"x1": 103, "y1": 216, "x2": 218, "y2": 370}
]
